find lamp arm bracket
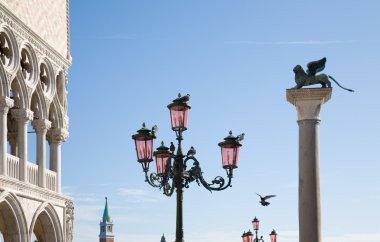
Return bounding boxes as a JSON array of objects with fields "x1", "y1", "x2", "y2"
[
  {"x1": 183, "y1": 156, "x2": 233, "y2": 191},
  {"x1": 144, "y1": 171, "x2": 161, "y2": 188},
  {"x1": 163, "y1": 178, "x2": 175, "y2": 197}
]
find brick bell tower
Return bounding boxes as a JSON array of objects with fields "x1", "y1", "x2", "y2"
[{"x1": 99, "y1": 197, "x2": 115, "y2": 242}]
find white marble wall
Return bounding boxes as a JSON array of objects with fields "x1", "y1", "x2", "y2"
[{"x1": 1, "y1": 0, "x2": 70, "y2": 59}]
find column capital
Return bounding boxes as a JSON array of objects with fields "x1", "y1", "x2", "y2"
[
  {"x1": 286, "y1": 88, "x2": 332, "y2": 121},
  {"x1": 32, "y1": 119, "x2": 52, "y2": 133},
  {"x1": 0, "y1": 96, "x2": 14, "y2": 114},
  {"x1": 47, "y1": 128, "x2": 69, "y2": 144},
  {"x1": 11, "y1": 108, "x2": 33, "y2": 123}
]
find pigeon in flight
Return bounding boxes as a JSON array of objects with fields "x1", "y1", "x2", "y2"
[{"x1": 256, "y1": 193, "x2": 276, "y2": 206}]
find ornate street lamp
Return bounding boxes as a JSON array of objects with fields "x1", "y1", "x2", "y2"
[
  {"x1": 132, "y1": 93, "x2": 244, "y2": 242},
  {"x1": 241, "y1": 217, "x2": 277, "y2": 242}
]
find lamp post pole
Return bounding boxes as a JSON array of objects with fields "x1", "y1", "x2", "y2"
[
  {"x1": 175, "y1": 133, "x2": 184, "y2": 242},
  {"x1": 132, "y1": 94, "x2": 244, "y2": 242}
]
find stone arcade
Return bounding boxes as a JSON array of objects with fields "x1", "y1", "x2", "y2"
[{"x1": 0, "y1": 1, "x2": 73, "y2": 241}]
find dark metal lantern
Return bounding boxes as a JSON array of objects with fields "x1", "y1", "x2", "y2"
[
  {"x1": 218, "y1": 131, "x2": 242, "y2": 169},
  {"x1": 153, "y1": 141, "x2": 171, "y2": 177},
  {"x1": 241, "y1": 230, "x2": 254, "y2": 242},
  {"x1": 132, "y1": 123, "x2": 156, "y2": 169},
  {"x1": 252, "y1": 217, "x2": 260, "y2": 231},
  {"x1": 167, "y1": 94, "x2": 191, "y2": 131},
  {"x1": 269, "y1": 230, "x2": 277, "y2": 242}
]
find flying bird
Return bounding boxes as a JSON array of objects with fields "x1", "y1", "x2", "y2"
[
  {"x1": 256, "y1": 193, "x2": 276, "y2": 206},
  {"x1": 187, "y1": 146, "x2": 196, "y2": 156}
]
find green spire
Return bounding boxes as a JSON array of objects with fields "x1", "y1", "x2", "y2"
[
  {"x1": 160, "y1": 233, "x2": 166, "y2": 242},
  {"x1": 102, "y1": 197, "x2": 111, "y2": 222}
]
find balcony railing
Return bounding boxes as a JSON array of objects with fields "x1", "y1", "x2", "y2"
[
  {"x1": 6, "y1": 154, "x2": 57, "y2": 192},
  {"x1": 6, "y1": 154, "x2": 19, "y2": 179},
  {"x1": 27, "y1": 162, "x2": 38, "y2": 186},
  {"x1": 46, "y1": 169, "x2": 57, "y2": 192}
]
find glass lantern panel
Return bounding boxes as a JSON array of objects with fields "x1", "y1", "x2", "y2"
[
  {"x1": 221, "y1": 146, "x2": 240, "y2": 168},
  {"x1": 242, "y1": 235, "x2": 247, "y2": 242},
  {"x1": 155, "y1": 155, "x2": 169, "y2": 176},
  {"x1": 170, "y1": 106, "x2": 189, "y2": 130},
  {"x1": 270, "y1": 234, "x2": 277, "y2": 242},
  {"x1": 252, "y1": 220, "x2": 259, "y2": 231},
  {"x1": 247, "y1": 234, "x2": 253, "y2": 242},
  {"x1": 136, "y1": 139, "x2": 153, "y2": 161}
]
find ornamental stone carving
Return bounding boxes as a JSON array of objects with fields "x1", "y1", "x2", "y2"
[
  {"x1": 47, "y1": 128, "x2": 69, "y2": 144},
  {"x1": 32, "y1": 119, "x2": 51, "y2": 133},
  {"x1": 65, "y1": 200, "x2": 74, "y2": 242},
  {"x1": 11, "y1": 108, "x2": 33, "y2": 123},
  {"x1": 0, "y1": 96, "x2": 13, "y2": 113}
]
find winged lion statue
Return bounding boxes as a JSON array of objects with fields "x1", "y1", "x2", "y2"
[{"x1": 291, "y1": 57, "x2": 354, "y2": 92}]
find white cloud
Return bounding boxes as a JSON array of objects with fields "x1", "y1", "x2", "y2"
[
  {"x1": 225, "y1": 40, "x2": 357, "y2": 45},
  {"x1": 325, "y1": 233, "x2": 380, "y2": 242},
  {"x1": 117, "y1": 188, "x2": 164, "y2": 203},
  {"x1": 72, "y1": 193, "x2": 100, "y2": 202}
]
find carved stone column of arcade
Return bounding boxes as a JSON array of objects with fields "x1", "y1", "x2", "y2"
[
  {"x1": 0, "y1": 97, "x2": 14, "y2": 175},
  {"x1": 32, "y1": 119, "x2": 51, "y2": 188},
  {"x1": 47, "y1": 128, "x2": 68, "y2": 193},
  {"x1": 11, "y1": 108, "x2": 33, "y2": 181},
  {"x1": 286, "y1": 88, "x2": 332, "y2": 242},
  {"x1": 8, "y1": 132, "x2": 18, "y2": 156}
]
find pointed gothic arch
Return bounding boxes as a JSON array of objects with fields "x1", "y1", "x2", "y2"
[
  {"x1": 49, "y1": 97, "x2": 65, "y2": 129},
  {"x1": 31, "y1": 85, "x2": 48, "y2": 121},
  {"x1": 39, "y1": 58, "x2": 56, "y2": 100},
  {"x1": 0, "y1": 191, "x2": 28, "y2": 242},
  {"x1": 29, "y1": 202, "x2": 63, "y2": 242},
  {"x1": 10, "y1": 73, "x2": 30, "y2": 109},
  {"x1": 56, "y1": 71, "x2": 67, "y2": 114},
  {"x1": 18, "y1": 41, "x2": 39, "y2": 90},
  {"x1": 0, "y1": 62, "x2": 10, "y2": 98}
]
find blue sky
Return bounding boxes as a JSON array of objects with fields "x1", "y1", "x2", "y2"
[{"x1": 65, "y1": 1, "x2": 380, "y2": 241}]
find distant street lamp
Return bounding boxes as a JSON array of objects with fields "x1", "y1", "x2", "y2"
[
  {"x1": 241, "y1": 217, "x2": 278, "y2": 242},
  {"x1": 269, "y1": 230, "x2": 278, "y2": 242},
  {"x1": 132, "y1": 94, "x2": 244, "y2": 242}
]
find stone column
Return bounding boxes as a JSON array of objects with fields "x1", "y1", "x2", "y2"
[
  {"x1": 0, "y1": 97, "x2": 14, "y2": 175},
  {"x1": 286, "y1": 88, "x2": 332, "y2": 242},
  {"x1": 11, "y1": 108, "x2": 33, "y2": 181},
  {"x1": 7, "y1": 132, "x2": 18, "y2": 156},
  {"x1": 32, "y1": 119, "x2": 51, "y2": 188},
  {"x1": 47, "y1": 128, "x2": 68, "y2": 193}
]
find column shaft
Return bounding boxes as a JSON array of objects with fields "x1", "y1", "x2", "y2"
[
  {"x1": 7, "y1": 132, "x2": 18, "y2": 156},
  {"x1": 0, "y1": 97, "x2": 13, "y2": 175},
  {"x1": 287, "y1": 88, "x2": 331, "y2": 242},
  {"x1": 298, "y1": 119, "x2": 321, "y2": 242},
  {"x1": 48, "y1": 128, "x2": 68, "y2": 193},
  {"x1": 33, "y1": 119, "x2": 51, "y2": 188},
  {"x1": 49, "y1": 141, "x2": 62, "y2": 192},
  {"x1": 12, "y1": 109, "x2": 33, "y2": 182}
]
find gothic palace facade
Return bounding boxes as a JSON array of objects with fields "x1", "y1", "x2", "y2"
[{"x1": 0, "y1": 0, "x2": 73, "y2": 241}]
